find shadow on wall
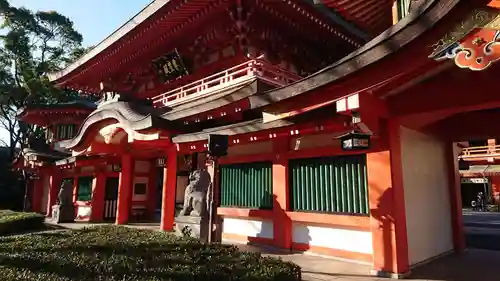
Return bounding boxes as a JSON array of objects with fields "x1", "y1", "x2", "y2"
[
  {"x1": 370, "y1": 187, "x2": 395, "y2": 274},
  {"x1": 246, "y1": 192, "x2": 310, "y2": 254}
]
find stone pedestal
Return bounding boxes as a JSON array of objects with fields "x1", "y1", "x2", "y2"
[
  {"x1": 51, "y1": 205, "x2": 74, "y2": 223},
  {"x1": 211, "y1": 216, "x2": 223, "y2": 243},
  {"x1": 174, "y1": 215, "x2": 209, "y2": 243}
]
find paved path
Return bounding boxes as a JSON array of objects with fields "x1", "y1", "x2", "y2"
[
  {"x1": 463, "y1": 211, "x2": 500, "y2": 250},
  {"x1": 463, "y1": 210, "x2": 500, "y2": 229},
  {"x1": 267, "y1": 249, "x2": 500, "y2": 281},
  {"x1": 234, "y1": 243, "x2": 500, "y2": 281}
]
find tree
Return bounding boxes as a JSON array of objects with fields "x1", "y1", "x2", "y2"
[{"x1": 0, "y1": 0, "x2": 87, "y2": 157}]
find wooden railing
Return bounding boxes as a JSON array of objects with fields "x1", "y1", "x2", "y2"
[
  {"x1": 151, "y1": 59, "x2": 301, "y2": 108},
  {"x1": 460, "y1": 145, "x2": 500, "y2": 159}
]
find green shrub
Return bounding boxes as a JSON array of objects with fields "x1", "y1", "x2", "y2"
[
  {"x1": 0, "y1": 210, "x2": 45, "y2": 236},
  {"x1": 0, "y1": 226, "x2": 301, "y2": 281}
]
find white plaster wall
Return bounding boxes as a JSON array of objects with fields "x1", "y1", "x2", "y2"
[
  {"x1": 292, "y1": 223, "x2": 373, "y2": 254},
  {"x1": 400, "y1": 127, "x2": 453, "y2": 266},
  {"x1": 76, "y1": 206, "x2": 91, "y2": 220},
  {"x1": 222, "y1": 218, "x2": 274, "y2": 239}
]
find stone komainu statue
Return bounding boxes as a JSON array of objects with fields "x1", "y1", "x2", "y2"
[
  {"x1": 53, "y1": 179, "x2": 75, "y2": 223},
  {"x1": 57, "y1": 180, "x2": 73, "y2": 207},
  {"x1": 180, "y1": 169, "x2": 211, "y2": 217}
]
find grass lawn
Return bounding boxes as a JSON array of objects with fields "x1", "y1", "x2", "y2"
[
  {"x1": 0, "y1": 210, "x2": 45, "y2": 236},
  {"x1": 0, "y1": 226, "x2": 301, "y2": 281}
]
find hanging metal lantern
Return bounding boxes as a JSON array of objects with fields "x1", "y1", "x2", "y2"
[
  {"x1": 338, "y1": 131, "x2": 371, "y2": 151},
  {"x1": 112, "y1": 163, "x2": 122, "y2": 172},
  {"x1": 156, "y1": 157, "x2": 166, "y2": 168}
]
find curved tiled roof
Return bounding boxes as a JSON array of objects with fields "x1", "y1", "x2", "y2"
[
  {"x1": 58, "y1": 101, "x2": 174, "y2": 149},
  {"x1": 248, "y1": 0, "x2": 475, "y2": 108}
]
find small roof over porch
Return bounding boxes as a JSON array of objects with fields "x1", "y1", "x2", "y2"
[{"x1": 55, "y1": 97, "x2": 176, "y2": 159}]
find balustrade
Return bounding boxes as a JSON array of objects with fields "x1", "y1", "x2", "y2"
[
  {"x1": 460, "y1": 145, "x2": 500, "y2": 159},
  {"x1": 151, "y1": 59, "x2": 301, "y2": 108}
]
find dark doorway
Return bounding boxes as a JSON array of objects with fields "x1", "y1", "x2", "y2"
[
  {"x1": 468, "y1": 139, "x2": 488, "y2": 147},
  {"x1": 155, "y1": 167, "x2": 164, "y2": 220},
  {"x1": 104, "y1": 177, "x2": 119, "y2": 221},
  {"x1": 462, "y1": 182, "x2": 488, "y2": 207}
]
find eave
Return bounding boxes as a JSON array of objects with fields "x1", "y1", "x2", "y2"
[
  {"x1": 17, "y1": 100, "x2": 97, "y2": 126},
  {"x1": 316, "y1": 0, "x2": 394, "y2": 36},
  {"x1": 248, "y1": 0, "x2": 490, "y2": 110},
  {"x1": 303, "y1": 0, "x2": 371, "y2": 40},
  {"x1": 20, "y1": 148, "x2": 70, "y2": 168},
  {"x1": 47, "y1": 0, "x2": 367, "y2": 91},
  {"x1": 47, "y1": 0, "x2": 169, "y2": 84}
]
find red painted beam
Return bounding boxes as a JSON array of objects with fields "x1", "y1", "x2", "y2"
[
  {"x1": 389, "y1": 62, "x2": 500, "y2": 124},
  {"x1": 176, "y1": 115, "x2": 351, "y2": 154},
  {"x1": 425, "y1": 109, "x2": 500, "y2": 141},
  {"x1": 183, "y1": 98, "x2": 250, "y2": 124}
]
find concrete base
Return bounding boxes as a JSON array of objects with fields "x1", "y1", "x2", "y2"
[
  {"x1": 51, "y1": 205, "x2": 74, "y2": 224},
  {"x1": 174, "y1": 215, "x2": 209, "y2": 243},
  {"x1": 370, "y1": 269, "x2": 411, "y2": 279}
]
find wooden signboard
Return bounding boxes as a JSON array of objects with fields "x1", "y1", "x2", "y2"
[{"x1": 153, "y1": 49, "x2": 189, "y2": 82}]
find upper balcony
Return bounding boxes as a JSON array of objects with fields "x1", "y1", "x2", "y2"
[
  {"x1": 460, "y1": 145, "x2": 500, "y2": 162},
  {"x1": 150, "y1": 59, "x2": 301, "y2": 108}
]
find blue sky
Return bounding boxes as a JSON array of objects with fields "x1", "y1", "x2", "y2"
[
  {"x1": 10, "y1": 0, "x2": 152, "y2": 46},
  {"x1": 1, "y1": 0, "x2": 152, "y2": 145}
]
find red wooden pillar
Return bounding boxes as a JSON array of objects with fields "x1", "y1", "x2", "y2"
[
  {"x1": 492, "y1": 176, "x2": 500, "y2": 204},
  {"x1": 367, "y1": 120, "x2": 409, "y2": 278},
  {"x1": 25, "y1": 179, "x2": 34, "y2": 212},
  {"x1": 72, "y1": 174, "x2": 79, "y2": 219},
  {"x1": 272, "y1": 138, "x2": 292, "y2": 250},
  {"x1": 147, "y1": 159, "x2": 158, "y2": 219},
  {"x1": 72, "y1": 173, "x2": 79, "y2": 203},
  {"x1": 46, "y1": 168, "x2": 61, "y2": 217},
  {"x1": 116, "y1": 154, "x2": 134, "y2": 225},
  {"x1": 446, "y1": 143, "x2": 466, "y2": 252},
  {"x1": 90, "y1": 172, "x2": 106, "y2": 222},
  {"x1": 32, "y1": 175, "x2": 44, "y2": 213},
  {"x1": 161, "y1": 147, "x2": 177, "y2": 231}
]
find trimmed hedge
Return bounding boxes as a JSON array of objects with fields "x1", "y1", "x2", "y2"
[
  {"x1": 0, "y1": 226, "x2": 301, "y2": 281},
  {"x1": 0, "y1": 210, "x2": 45, "y2": 236}
]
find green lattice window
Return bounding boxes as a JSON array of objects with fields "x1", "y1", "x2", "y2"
[
  {"x1": 289, "y1": 154, "x2": 369, "y2": 215},
  {"x1": 397, "y1": 0, "x2": 411, "y2": 20},
  {"x1": 77, "y1": 176, "x2": 93, "y2": 201},
  {"x1": 220, "y1": 162, "x2": 273, "y2": 209}
]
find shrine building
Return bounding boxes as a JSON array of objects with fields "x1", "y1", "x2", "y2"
[
  {"x1": 15, "y1": 0, "x2": 500, "y2": 278},
  {"x1": 458, "y1": 139, "x2": 500, "y2": 207}
]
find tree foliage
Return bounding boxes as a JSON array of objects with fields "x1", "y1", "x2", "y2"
[{"x1": 0, "y1": 0, "x2": 87, "y2": 156}]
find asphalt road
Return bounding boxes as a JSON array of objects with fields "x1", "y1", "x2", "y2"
[{"x1": 463, "y1": 211, "x2": 500, "y2": 251}]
